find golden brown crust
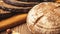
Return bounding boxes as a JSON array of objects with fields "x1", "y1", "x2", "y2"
[{"x1": 27, "y1": 2, "x2": 60, "y2": 34}]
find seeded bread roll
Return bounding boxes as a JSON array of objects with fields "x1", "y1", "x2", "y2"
[{"x1": 27, "y1": 2, "x2": 60, "y2": 34}]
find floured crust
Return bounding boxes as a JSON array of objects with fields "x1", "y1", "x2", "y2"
[{"x1": 27, "y1": 2, "x2": 60, "y2": 34}]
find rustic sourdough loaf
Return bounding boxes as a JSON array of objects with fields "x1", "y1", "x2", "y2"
[{"x1": 27, "y1": 2, "x2": 60, "y2": 34}]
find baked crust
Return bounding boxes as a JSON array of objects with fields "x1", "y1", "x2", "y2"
[{"x1": 27, "y1": 2, "x2": 60, "y2": 34}]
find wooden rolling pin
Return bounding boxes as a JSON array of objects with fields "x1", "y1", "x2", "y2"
[{"x1": 0, "y1": 14, "x2": 27, "y2": 31}]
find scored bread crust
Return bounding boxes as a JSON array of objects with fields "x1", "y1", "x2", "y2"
[{"x1": 27, "y1": 2, "x2": 60, "y2": 34}]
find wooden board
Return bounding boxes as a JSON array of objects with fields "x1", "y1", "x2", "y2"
[{"x1": 0, "y1": 23, "x2": 33, "y2": 34}]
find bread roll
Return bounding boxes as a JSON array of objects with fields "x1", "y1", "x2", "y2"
[{"x1": 27, "y1": 2, "x2": 60, "y2": 34}]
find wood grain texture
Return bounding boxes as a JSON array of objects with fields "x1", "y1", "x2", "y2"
[{"x1": 0, "y1": 23, "x2": 33, "y2": 34}]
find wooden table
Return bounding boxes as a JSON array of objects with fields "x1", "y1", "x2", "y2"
[{"x1": 0, "y1": 23, "x2": 33, "y2": 34}]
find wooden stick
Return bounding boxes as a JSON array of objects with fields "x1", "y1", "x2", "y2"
[{"x1": 0, "y1": 14, "x2": 27, "y2": 31}]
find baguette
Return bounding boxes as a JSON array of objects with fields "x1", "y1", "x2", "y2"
[{"x1": 0, "y1": 14, "x2": 27, "y2": 31}]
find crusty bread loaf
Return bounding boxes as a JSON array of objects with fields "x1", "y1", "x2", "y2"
[{"x1": 27, "y1": 2, "x2": 60, "y2": 34}]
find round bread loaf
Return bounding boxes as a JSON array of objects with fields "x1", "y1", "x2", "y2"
[{"x1": 27, "y1": 2, "x2": 60, "y2": 34}]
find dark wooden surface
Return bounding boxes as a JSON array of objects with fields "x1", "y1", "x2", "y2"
[{"x1": 0, "y1": 23, "x2": 33, "y2": 34}]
